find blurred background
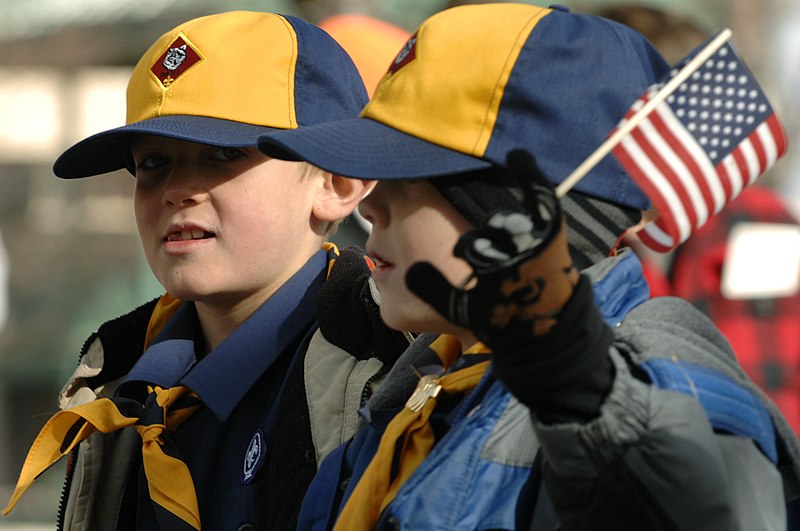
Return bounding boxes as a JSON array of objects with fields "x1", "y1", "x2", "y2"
[{"x1": 1, "y1": 0, "x2": 798, "y2": 527}]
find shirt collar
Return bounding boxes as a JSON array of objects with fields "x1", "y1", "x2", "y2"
[{"x1": 120, "y1": 250, "x2": 327, "y2": 421}]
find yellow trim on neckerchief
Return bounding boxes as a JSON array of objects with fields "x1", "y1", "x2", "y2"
[
  {"x1": 145, "y1": 293, "x2": 183, "y2": 349},
  {"x1": 3, "y1": 385, "x2": 203, "y2": 529},
  {"x1": 4, "y1": 294, "x2": 195, "y2": 523},
  {"x1": 322, "y1": 241, "x2": 340, "y2": 279},
  {"x1": 333, "y1": 334, "x2": 490, "y2": 531}
]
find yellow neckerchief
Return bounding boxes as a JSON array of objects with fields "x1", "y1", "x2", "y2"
[
  {"x1": 3, "y1": 384, "x2": 203, "y2": 529},
  {"x1": 334, "y1": 334, "x2": 491, "y2": 531},
  {"x1": 3, "y1": 291, "x2": 188, "y2": 523}
]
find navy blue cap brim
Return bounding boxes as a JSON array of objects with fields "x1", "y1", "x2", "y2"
[
  {"x1": 54, "y1": 115, "x2": 283, "y2": 179},
  {"x1": 257, "y1": 117, "x2": 493, "y2": 180}
]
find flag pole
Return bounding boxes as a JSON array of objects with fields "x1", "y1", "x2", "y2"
[{"x1": 554, "y1": 28, "x2": 733, "y2": 198}]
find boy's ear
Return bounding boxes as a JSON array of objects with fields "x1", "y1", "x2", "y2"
[{"x1": 313, "y1": 173, "x2": 376, "y2": 222}]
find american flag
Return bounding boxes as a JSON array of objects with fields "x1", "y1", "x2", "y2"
[{"x1": 612, "y1": 35, "x2": 787, "y2": 252}]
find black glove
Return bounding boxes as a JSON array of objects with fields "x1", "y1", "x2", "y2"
[
  {"x1": 405, "y1": 149, "x2": 578, "y2": 350},
  {"x1": 317, "y1": 246, "x2": 411, "y2": 364}
]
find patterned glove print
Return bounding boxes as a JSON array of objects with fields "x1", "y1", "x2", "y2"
[{"x1": 405, "y1": 149, "x2": 578, "y2": 349}]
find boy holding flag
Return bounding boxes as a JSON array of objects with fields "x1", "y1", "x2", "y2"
[{"x1": 258, "y1": 3, "x2": 799, "y2": 529}]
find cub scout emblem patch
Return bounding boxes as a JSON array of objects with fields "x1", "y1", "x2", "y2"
[
  {"x1": 388, "y1": 33, "x2": 417, "y2": 75},
  {"x1": 242, "y1": 430, "x2": 265, "y2": 484},
  {"x1": 151, "y1": 35, "x2": 203, "y2": 87}
]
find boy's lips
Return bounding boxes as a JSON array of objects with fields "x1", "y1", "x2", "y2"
[
  {"x1": 369, "y1": 251, "x2": 395, "y2": 275},
  {"x1": 161, "y1": 223, "x2": 216, "y2": 254},
  {"x1": 163, "y1": 223, "x2": 216, "y2": 242},
  {"x1": 165, "y1": 228, "x2": 215, "y2": 241}
]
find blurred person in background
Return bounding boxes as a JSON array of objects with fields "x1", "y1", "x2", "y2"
[
  {"x1": 601, "y1": 2, "x2": 800, "y2": 436},
  {"x1": 2, "y1": 10, "x2": 409, "y2": 531},
  {"x1": 601, "y1": 6, "x2": 800, "y2": 526},
  {"x1": 668, "y1": 187, "x2": 800, "y2": 435},
  {"x1": 319, "y1": 13, "x2": 411, "y2": 98}
]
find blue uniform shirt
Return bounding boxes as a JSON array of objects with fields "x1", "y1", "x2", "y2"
[{"x1": 117, "y1": 250, "x2": 327, "y2": 530}]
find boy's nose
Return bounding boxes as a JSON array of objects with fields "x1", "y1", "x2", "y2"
[
  {"x1": 161, "y1": 168, "x2": 206, "y2": 207},
  {"x1": 358, "y1": 195, "x2": 380, "y2": 227},
  {"x1": 358, "y1": 180, "x2": 393, "y2": 227}
]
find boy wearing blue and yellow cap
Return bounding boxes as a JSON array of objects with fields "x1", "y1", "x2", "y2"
[
  {"x1": 3, "y1": 11, "x2": 409, "y2": 531},
  {"x1": 258, "y1": 4, "x2": 800, "y2": 530}
]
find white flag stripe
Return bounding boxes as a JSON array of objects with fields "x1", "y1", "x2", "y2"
[
  {"x1": 643, "y1": 108, "x2": 710, "y2": 225},
  {"x1": 739, "y1": 140, "x2": 760, "y2": 186},
  {"x1": 619, "y1": 133, "x2": 693, "y2": 243},
  {"x1": 757, "y1": 121, "x2": 779, "y2": 171},
  {"x1": 609, "y1": 38, "x2": 787, "y2": 252},
  {"x1": 642, "y1": 219, "x2": 674, "y2": 247},
  {"x1": 659, "y1": 106, "x2": 725, "y2": 216},
  {"x1": 721, "y1": 154, "x2": 745, "y2": 198}
]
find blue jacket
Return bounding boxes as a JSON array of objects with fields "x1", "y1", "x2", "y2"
[{"x1": 298, "y1": 250, "x2": 800, "y2": 531}]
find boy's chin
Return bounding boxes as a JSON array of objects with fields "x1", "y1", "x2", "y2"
[
  {"x1": 159, "y1": 280, "x2": 219, "y2": 303},
  {"x1": 379, "y1": 301, "x2": 455, "y2": 338}
]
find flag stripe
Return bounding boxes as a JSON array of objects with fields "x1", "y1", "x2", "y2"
[
  {"x1": 715, "y1": 159, "x2": 735, "y2": 203},
  {"x1": 750, "y1": 127, "x2": 768, "y2": 177},
  {"x1": 739, "y1": 140, "x2": 760, "y2": 186},
  {"x1": 757, "y1": 117, "x2": 779, "y2": 170},
  {"x1": 767, "y1": 113, "x2": 787, "y2": 158},
  {"x1": 651, "y1": 106, "x2": 724, "y2": 220},
  {"x1": 609, "y1": 39, "x2": 786, "y2": 252},
  {"x1": 640, "y1": 217, "x2": 675, "y2": 251},
  {"x1": 634, "y1": 119, "x2": 701, "y2": 232},
  {"x1": 730, "y1": 148, "x2": 750, "y2": 197},
  {"x1": 762, "y1": 124, "x2": 778, "y2": 168},
  {"x1": 615, "y1": 134, "x2": 690, "y2": 244},
  {"x1": 645, "y1": 109, "x2": 708, "y2": 226}
]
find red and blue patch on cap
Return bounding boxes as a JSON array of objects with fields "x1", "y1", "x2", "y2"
[
  {"x1": 387, "y1": 33, "x2": 417, "y2": 75},
  {"x1": 150, "y1": 36, "x2": 203, "y2": 88}
]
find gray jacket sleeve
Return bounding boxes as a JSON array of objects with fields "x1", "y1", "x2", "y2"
[
  {"x1": 528, "y1": 297, "x2": 793, "y2": 531},
  {"x1": 534, "y1": 348, "x2": 786, "y2": 530}
]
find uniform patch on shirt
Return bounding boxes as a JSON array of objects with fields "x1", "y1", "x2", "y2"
[{"x1": 242, "y1": 430, "x2": 265, "y2": 484}]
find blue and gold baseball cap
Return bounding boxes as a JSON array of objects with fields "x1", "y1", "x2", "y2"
[
  {"x1": 257, "y1": 4, "x2": 670, "y2": 210},
  {"x1": 54, "y1": 11, "x2": 368, "y2": 179}
]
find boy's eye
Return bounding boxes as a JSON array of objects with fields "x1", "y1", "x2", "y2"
[
  {"x1": 136, "y1": 153, "x2": 170, "y2": 171},
  {"x1": 211, "y1": 147, "x2": 246, "y2": 161}
]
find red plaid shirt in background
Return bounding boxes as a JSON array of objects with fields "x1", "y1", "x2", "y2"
[{"x1": 657, "y1": 186, "x2": 800, "y2": 435}]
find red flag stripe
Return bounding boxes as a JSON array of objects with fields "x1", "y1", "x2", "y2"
[
  {"x1": 650, "y1": 105, "x2": 724, "y2": 219},
  {"x1": 730, "y1": 147, "x2": 750, "y2": 197},
  {"x1": 750, "y1": 128, "x2": 768, "y2": 178},
  {"x1": 640, "y1": 218, "x2": 675, "y2": 252},
  {"x1": 631, "y1": 119, "x2": 701, "y2": 232},
  {"x1": 612, "y1": 137, "x2": 676, "y2": 236},
  {"x1": 767, "y1": 113, "x2": 788, "y2": 158},
  {"x1": 615, "y1": 133, "x2": 691, "y2": 244},
  {"x1": 612, "y1": 135, "x2": 681, "y2": 244},
  {"x1": 757, "y1": 116, "x2": 783, "y2": 170},
  {"x1": 740, "y1": 140, "x2": 761, "y2": 187},
  {"x1": 758, "y1": 122, "x2": 778, "y2": 169},
  {"x1": 609, "y1": 40, "x2": 788, "y2": 252},
  {"x1": 714, "y1": 159, "x2": 735, "y2": 204}
]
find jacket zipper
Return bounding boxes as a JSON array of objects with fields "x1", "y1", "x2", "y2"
[
  {"x1": 55, "y1": 447, "x2": 78, "y2": 531},
  {"x1": 56, "y1": 336, "x2": 96, "y2": 531},
  {"x1": 360, "y1": 365, "x2": 390, "y2": 406}
]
